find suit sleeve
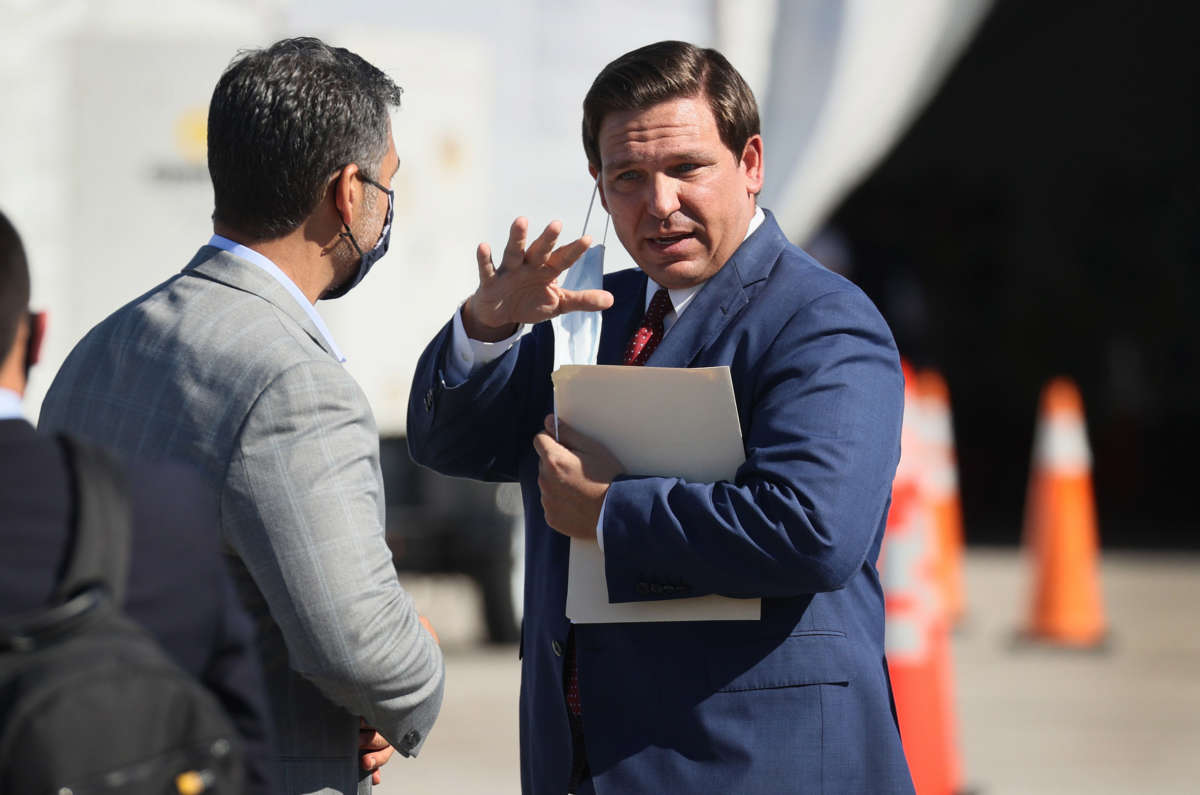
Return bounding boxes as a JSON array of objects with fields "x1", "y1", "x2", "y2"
[
  {"x1": 600, "y1": 288, "x2": 904, "y2": 601},
  {"x1": 406, "y1": 318, "x2": 552, "y2": 481},
  {"x1": 222, "y1": 358, "x2": 444, "y2": 756}
]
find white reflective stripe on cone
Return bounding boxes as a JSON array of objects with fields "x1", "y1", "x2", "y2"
[
  {"x1": 927, "y1": 454, "x2": 959, "y2": 499},
  {"x1": 1034, "y1": 415, "x2": 1093, "y2": 475}
]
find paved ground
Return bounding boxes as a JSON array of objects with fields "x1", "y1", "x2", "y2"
[
  {"x1": 954, "y1": 550, "x2": 1200, "y2": 795},
  {"x1": 380, "y1": 551, "x2": 1200, "y2": 794}
]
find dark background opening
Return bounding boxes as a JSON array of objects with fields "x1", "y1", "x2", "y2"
[{"x1": 829, "y1": 0, "x2": 1199, "y2": 547}]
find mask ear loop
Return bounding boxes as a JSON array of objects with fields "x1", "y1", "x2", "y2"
[
  {"x1": 581, "y1": 178, "x2": 610, "y2": 246},
  {"x1": 555, "y1": 178, "x2": 608, "y2": 442}
]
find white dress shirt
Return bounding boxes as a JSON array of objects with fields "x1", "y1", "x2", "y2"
[{"x1": 207, "y1": 234, "x2": 347, "y2": 363}]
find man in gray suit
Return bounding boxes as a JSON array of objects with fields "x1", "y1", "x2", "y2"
[{"x1": 40, "y1": 37, "x2": 444, "y2": 794}]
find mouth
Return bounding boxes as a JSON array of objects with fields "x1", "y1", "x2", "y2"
[{"x1": 647, "y1": 231, "x2": 695, "y2": 252}]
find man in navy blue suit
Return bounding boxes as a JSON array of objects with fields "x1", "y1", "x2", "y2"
[{"x1": 408, "y1": 41, "x2": 914, "y2": 794}]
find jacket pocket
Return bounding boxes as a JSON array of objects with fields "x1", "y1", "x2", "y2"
[{"x1": 707, "y1": 632, "x2": 852, "y2": 693}]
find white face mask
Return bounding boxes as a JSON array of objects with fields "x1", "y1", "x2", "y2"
[{"x1": 551, "y1": 180, "x2": 608, "y2": 371}]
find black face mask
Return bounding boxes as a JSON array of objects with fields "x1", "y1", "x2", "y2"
[{"x1": 324, "y1": 175, "x2": 395, "y2": 300}]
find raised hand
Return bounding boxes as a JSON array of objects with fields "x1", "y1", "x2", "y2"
[{"x1": 463, "y1": 217, "x2": 613, "y2": 341}]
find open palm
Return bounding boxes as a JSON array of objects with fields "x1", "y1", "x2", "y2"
[{"x1": 465, "y1": 217, "x2": 613, "y2": 340}]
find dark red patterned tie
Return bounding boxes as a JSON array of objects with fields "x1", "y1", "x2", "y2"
[
  {"x1": 622, "y1": 288, "x2": 674, "y2": 366},
  {"x1": 565, "y1": 287, "x2": 674, "y2": 721}
]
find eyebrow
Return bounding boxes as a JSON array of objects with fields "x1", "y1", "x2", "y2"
[{"x1": 604, "y1": 151, "x2": 713, "y2": 173}]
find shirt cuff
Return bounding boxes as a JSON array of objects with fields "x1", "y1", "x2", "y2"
[{"x1": 445, "y1": 304, "x2": 523, "y2": 386}]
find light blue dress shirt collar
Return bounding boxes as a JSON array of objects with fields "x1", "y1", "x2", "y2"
[
  {"x1": 207, "y1": 234, "x2": 347, "y2": 363},
  {"x1": 0, "y1": 387, "x2": 24, "y2": 420}
]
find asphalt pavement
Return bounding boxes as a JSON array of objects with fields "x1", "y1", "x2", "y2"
[{"x1": 380, "y1": 550, "x2": 1200, "y2": 794}]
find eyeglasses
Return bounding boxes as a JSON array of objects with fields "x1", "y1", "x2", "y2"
[{"x1": 358, "y1": 173, "x2": 394, "y2": 199}]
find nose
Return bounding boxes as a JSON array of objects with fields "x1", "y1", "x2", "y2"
[{"x1": 646, "y1": 174, "x2": 681, "y2": 220}]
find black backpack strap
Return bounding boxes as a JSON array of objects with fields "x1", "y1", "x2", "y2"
[{"x1": 53, "y1": 435, "x2": 132, "y2": 606}]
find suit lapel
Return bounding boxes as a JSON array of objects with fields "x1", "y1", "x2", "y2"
[
  {"x1": 183, "y1": 247, "x2": 337, "y2": 359},
  {"x1": 597, "y1": 269, "x2": 648, "y2": 366},
  {"x1": 645, "y1": 209, "x2": 789, "y2": 368}
]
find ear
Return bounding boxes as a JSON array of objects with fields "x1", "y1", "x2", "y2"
[
  {"x1": 332, "y1": 162, "x2": 362, "y2": 229},
  {"x1": 740, "y1": 135, "x2": 764, "y2": 196},
  {"x1": 588, "y1": 163, "x2": 609, "y2": 212},
  {"x1": 26, "y1": 311, "x2": 46, "y2": 367}
]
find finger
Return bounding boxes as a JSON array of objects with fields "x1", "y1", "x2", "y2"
[
  {"x1": 524, "y1": 220, "x2": 564, "y2": 266},
  {"x1": 373, "y1": 771, "x2": 382, "y2": 785},
  {"x1": 553, "y1": 420, "x2": 601, "y2": 453},
  {"x1": 358, "y1": 730, "x2": 388, "y2": 752},
  {"x1": 476, "y1": 242, "x2": 495, "y2": 283},
  {"x1": 544, "y1": 235, "x2": 594, "y2": 274},
  {"x1": 373, "y1": 744, "x2": 396, "y2": 767},
  {"x1": 555, "y1": 288, "x2": 615, "y2": 314},
  {"x1": 543, "y1": 414, "x2": 555, "y2": 433},
  {"x1": 552, "y1": 419, "x2": 575, "y2": 449},
  {"x1": 532, "y1": 430, "x2": 558, "y2": 459},
  {"x1": 501, "y1": 217, "x2": 530, "y2": 268}
]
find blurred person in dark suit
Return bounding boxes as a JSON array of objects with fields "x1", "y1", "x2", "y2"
[{"x1": 0, "y1": 209, "x2": 277, "y2": 793}]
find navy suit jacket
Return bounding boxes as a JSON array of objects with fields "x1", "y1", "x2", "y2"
[
  {"x1": 408, "y1": 211, "x2": 914, "y2": 794},
  {"x1": 0, "y1": 418, "x2": 277, "y2": 793}
]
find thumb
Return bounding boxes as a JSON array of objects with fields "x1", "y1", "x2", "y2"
[
  {"x1": 552, "y1": 419, "x2": 601, "y2": 453},
  {"x1": 555, "y1": 288, "x2": 614, "y2": 314}
]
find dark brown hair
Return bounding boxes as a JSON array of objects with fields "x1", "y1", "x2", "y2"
[
  {"x1": 208, "y1": 37, "x2": 402, "y2": 241},
  {"x1": 582, "y1": 40, "x2": 760, "y2": 169}
]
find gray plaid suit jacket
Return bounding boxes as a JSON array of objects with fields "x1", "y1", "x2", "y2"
[{"x1": 40, "y1": 246, "x2": 445, "y2": 794}]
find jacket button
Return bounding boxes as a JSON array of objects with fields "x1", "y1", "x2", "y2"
[
  {"x1": 552, "y1": 640, "x2": 563, "y2": 656},
  {"x1": 401, "y1": 729, "x2": 421, "y2": 751},
  {"x1": 636, "y1": 582, "x2": 649, "y2": 595},
  {"x1": 424, "y1": 388, "x2": 434, "y2": 412}
]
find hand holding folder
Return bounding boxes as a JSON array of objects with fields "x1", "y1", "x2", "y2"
[{"x1": 552, "y1": 364, "x2": 762, "y2": 623}]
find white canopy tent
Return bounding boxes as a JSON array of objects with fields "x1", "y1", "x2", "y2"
[{"x1": 719, "y1": 0, "x2": 993, "y2": 246}]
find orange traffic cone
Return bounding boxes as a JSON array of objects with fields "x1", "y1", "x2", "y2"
[
  {"x1": 881, "y1": 361, "x2": 964, "y2": 795},
  {"x1": 1022, "y1": 377, "x2": 1106, "y2": 647},
  {"x1": 915, "y1": 370, "x2": 967, "y2": 628}
]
